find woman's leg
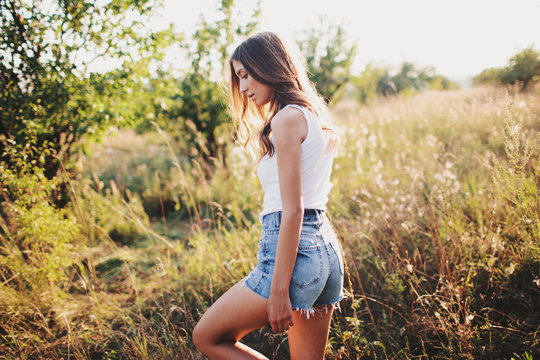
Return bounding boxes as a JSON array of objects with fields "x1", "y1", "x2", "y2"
[
  {"x1": 192, "y1": 278, "x2": 270, "y2": 360},
  {"x1": 287, "y1": 305, "x2": 334, "y2": 360}
]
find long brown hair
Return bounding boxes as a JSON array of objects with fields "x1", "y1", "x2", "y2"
[{"x1": 229, "y1": 32, "x2": 338, "y2": 159}]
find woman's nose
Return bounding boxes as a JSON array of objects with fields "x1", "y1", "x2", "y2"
[{"x1": 239, "y1": 81, "x2": 247, "y2": 94}]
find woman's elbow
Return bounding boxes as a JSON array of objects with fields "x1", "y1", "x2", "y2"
[{"x1": 282, "y1": 206, "x2": 304, "y2": 222}]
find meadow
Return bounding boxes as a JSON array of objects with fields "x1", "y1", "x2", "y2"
[{"x1": 1, "y1": 86, "x2": 539, "y2": 359}]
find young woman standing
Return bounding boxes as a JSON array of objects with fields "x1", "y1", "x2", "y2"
[{"x1": 193, "y1": 31, "x2": 344, "y2": 360}]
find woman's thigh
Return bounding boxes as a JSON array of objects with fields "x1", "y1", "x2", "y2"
[
  {"x1": 288, "y1": 306, "x2": 334, "y2": 360},
  {"x1": 193, "y1": 278, "x2": 269, "y2": 343}
]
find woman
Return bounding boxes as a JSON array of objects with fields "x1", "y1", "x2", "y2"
[{"x1": 193, "y1": 31, "x2": 344, "y2": 360}]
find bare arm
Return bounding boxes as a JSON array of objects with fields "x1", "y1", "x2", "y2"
[{"x1": 267, "y1": 107, "x2": 307, "y2": 333}]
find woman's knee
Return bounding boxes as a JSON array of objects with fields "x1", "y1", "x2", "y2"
[{"x1": 192, "y1": 320, "x2": 211, "y2": 353}]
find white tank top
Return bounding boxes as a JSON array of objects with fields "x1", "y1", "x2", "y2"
[{"x1": 257, "y1": 104, "x2": 334, "y2": 222}]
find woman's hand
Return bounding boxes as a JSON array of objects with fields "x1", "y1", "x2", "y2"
[{"x1": 267, "y1": 292, "x2": 294, "y2": 333}]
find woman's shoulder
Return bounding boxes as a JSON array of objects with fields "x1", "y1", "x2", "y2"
[
  {"x1": 271, "y1": 105, "x2": 307, "y2": 142},
  {"x1": 271, "y1": 105, "x2": 305, "y2": 128}
]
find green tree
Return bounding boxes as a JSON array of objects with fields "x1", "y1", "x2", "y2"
[
  {"x1": 472, "y1": 67, "x2": 502, "y2": 86},
  {"x1": 499, "y1": 47, "x2": 540, "y2": 92},
  {"x1": 297, "y1": 19, "x2": 357, "y2": 104},
  {"x1": 428, "y1": 75, "x2": 458, "y2": 90},
  {"x1": 352, "y1": 62, "x2": 456, "y2": 102},
  {"x1": 135, "y1": 0, "x2": 260, "y2": 169},
  {"x1": 351, "y1": 63, "x2": 389, "y2": 103},
  {"x1": 390, "y1": 61, "x2": 435, "y2": 94},
  {"x1": 0, "y1": 0, "x2": 177, "y2": 182},
  {"x1": 376, "y1": 69, "x2": 397, "y2": 96}
]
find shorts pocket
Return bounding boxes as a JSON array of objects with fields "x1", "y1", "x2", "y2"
[
  {"x1": 329, "y1": 240, "x2": 344, "y2": 275},
  {"x1": 291, "y1": 244, "x2": 323, "y2": 289}
]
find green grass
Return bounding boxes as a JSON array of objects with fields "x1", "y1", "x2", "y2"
[{"x1": 0, "y1": 86, "x2": 539, "y2": 359}]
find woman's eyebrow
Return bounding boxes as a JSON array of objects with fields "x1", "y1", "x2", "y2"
[{"x1": 236, "y1": 67, "x2": 245, "y2": 76}]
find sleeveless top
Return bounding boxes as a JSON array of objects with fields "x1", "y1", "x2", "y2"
[{"x1": 257, "y1": 104, "x2": 334, "y2": 222}]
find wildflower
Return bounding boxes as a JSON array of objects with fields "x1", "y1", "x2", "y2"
[
  {"x1": 509, "y1": 125, "x2": 520, "y2": 136},
  {"x1": 406, "y1": 263, "x2": 414, "y2": 273}
]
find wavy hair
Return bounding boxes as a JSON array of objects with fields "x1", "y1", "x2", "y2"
[{"x1": 229, "y1": 32, "x2": 338, "y2": 159}]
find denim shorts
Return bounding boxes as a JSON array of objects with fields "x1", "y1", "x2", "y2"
[{"x1": 245, "y1": 209, "x2": 344, "y2": 316}]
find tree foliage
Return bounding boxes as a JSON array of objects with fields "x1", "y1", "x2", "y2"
[
  {"x1": 351, "y1": 64, "x2": 388, "y2": 103},
  {"x1": 391, "y1": 61, "x2": 434, "y2": 94},
  {"x1": 351, "y1": 61, "x2": 457, "y2": 102},
  {"x1": 297, "y1": 19, "x2": 357, "y2": 104},
  {"x1": 134, "y1": 0, "x2": 260, "y2": 167},
  {"x1": 473, "y1": 47, "x2": 540, "y2": 92},
  {"x1": 499, "y1": 47, "x2": 540, "y2": 91},
  {"x1": 472, "y1": 67, "x2": 502, "y2": 87},
  {"x1": 0, "y1": 0, "x2": 177, "y2": 181},
  {"x1": 0, "y1": 163, "x2": 79, "y2": 297}
]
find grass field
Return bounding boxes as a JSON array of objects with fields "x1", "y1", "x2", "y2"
[{"x1": 1, "y1": 86, "x2": 539, "y2": 359}]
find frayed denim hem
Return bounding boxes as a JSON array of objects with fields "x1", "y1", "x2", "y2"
[{"x1": 292, "y1": 296, "x2": 343, "y2": 319}]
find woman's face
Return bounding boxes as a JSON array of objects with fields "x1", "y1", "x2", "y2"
[{"x1": 232, "y1": 59, "x2": 274, "y2": 106}]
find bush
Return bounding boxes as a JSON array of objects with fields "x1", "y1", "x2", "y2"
[
  {"x1": 0, "y1": 0, "x2": 177, "y2": 181},
  {"x1": 473, "y1": 47, "x2": 540, "y2": 92},
  {"x1": 0, "y1": 165, "x2": 79, "y2": 300},
  {"x1": 297, "y1": 19, "x2": 357, "y2": 104},
  {"x1": 133, "y1": 0, "x2": 260, "y2": 170},
  {"x1": 500, "y1": 47, "x2": 540, "y2": 91},
  {"x1": 351, "y1": 62, "x2": 457, "y2": 103}
]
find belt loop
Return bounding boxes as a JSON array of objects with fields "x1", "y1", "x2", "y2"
[{"x1": 277, "y1": 211, "x2": 282, "y2": 228}]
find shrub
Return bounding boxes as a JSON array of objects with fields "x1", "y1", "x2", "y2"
[{"x1": 0, "y1": 164, "x2": 79, "y2": 301}]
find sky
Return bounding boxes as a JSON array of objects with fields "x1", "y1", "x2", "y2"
[{"x1": 155, "y1": 0, "x2": 540, "y2": 81}]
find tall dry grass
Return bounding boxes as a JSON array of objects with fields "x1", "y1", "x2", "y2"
[{"x1": 0, "y1": 86, "x2": 538, "y2": 359}]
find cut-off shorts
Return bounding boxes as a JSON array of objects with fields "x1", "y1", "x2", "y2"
[{"x1": 245, "y1": 209, "x2": 344, "y2": 317}]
